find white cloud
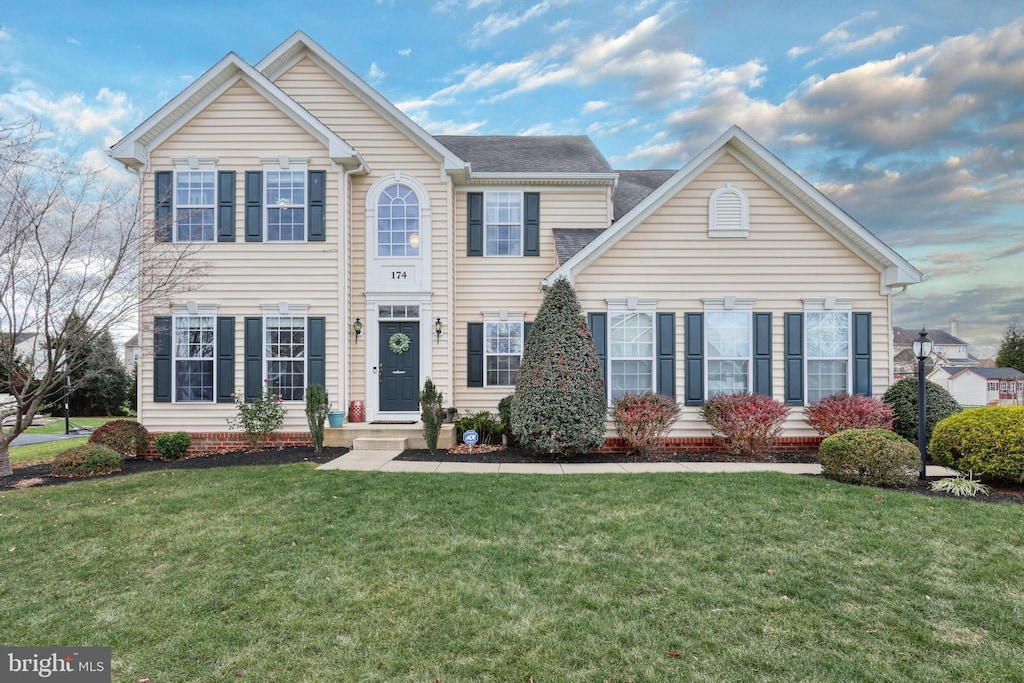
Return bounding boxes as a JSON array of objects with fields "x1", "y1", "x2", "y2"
[
  {"x1": 787, "y1": 45, "x2": 810, "y2": 59},
  {"x1": 0, "y1": 28, "x2": 11, "y2": 42},
  {"x1": 367, "y1": 62, "x2": 387, "y2": 83},
  {"x1": 519, "y1": 122, "x2": 555, "y2": 135},
  {"x1": 66, "y1": 37, "x2": 81, "y2": 46},
  {"x1": 470, "y1": 2, "x2": 552, "y2": 47},
  {"x1": 0, "y1": 86, "x2": 135, "y2": 146},
  {"x1": 398, "y1": 48, "x2": 412, "y2": 56},
  {"x1": 582, "y1": 100, "x2": 609, "y2": 114},
  {"x1": 404, "y1": 109, "x2": 487, "y2": 135}
]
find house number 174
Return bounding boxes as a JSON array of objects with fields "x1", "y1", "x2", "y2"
[{"x1": 391, "y1": 271, "x2": 407, "y2": 279}]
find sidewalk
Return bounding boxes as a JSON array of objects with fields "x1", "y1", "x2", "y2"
[{"x1": 318, "y1": 449, "x2": 959, "y2": 477}]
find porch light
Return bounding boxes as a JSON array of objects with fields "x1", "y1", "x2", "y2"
[
  {"x1": 913, "y1": 328, "x2": 933, "y2": 480},
  {"x1": 353, "y1": 317, "x2": 363, "y2": 341},
  {"x1": 434, "y1": 317, "x2": 443, "y2": 342}
]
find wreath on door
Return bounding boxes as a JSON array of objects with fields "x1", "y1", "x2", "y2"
[{"x1": 388, "y1": 332, "x2": 411, "y2": 355}]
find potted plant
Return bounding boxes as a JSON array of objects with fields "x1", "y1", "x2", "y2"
[
  {"x1": 444, "y1": 407, "x2": 458, "y2": 424},
  {"x1": 327, "y1": 410, "x2": 346, "y2": 428}
]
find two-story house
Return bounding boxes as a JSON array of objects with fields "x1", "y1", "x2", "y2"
[{"x1": 110, "y1": 32, "x2": 923, "y2": 452}]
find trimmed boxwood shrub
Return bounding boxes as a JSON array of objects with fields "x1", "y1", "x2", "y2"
[
  {"x1": 699, "y1": 392, "x2": 789, "y2": 458},
  {"x1": 88, "y1": 419, "x2": 150, "y2": 456},
  {"x1": 882, "y1": 377, "x2": 961, "y2": 445},
  {"x1": 511, "y1": 277, "x2": 606, "y2": 455},
  {"x1": 612, "y1": 392, "x2": 680, "y2": 455},
  {"x1": 819, "y1": 428, "x2": 918, "y2": 487},
  {"x1": 153, "y1": 431, "x2": 192, "y2": 460},
  {"x1": 929, "y1": 406, "x2": 1024, "y2": 483},
  {"x1": 805, "y1": 394, "x2": 894, "y2": 436},
  {"x1": 51, "y1": 443, "x2": 124, "y2": 477}
]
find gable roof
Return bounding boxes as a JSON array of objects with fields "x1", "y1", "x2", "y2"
[
  {"x1": 435, "y1": 136, "x2": 611, "y2": 174},
  {"x1": 893, "y1": 327, "x2": 968, "y2": 346},
  {"x1": 950, "y1": 367, "x2": 1024, "y2": 380},
  {"x1": 543, "y1": 125, "x2": 924, "y2": 291},
  {"x1": 612, "y1": 169, "x2": 677, "y2": 221},
  {"x1": 553, "y1": 228, "x2": 607, "y2": 265},
  {"x1": 110, "y1": 52, "x2": 364, "y2": 171}
]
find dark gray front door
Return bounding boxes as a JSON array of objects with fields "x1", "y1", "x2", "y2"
[{"x1": 379, "y1": 321, "x2": 419, "y2": 412}]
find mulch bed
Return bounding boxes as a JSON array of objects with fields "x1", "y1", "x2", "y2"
[{"x1": 5, "y1": 444, "x2": 1023, "y2": 505}]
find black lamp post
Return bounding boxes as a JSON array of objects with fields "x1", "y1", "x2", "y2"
[{"x1": 912, "y1": 328, "x2": 933, "y2": 480}]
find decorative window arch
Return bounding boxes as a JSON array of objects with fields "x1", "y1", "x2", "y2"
[
  {"x1": 709, "y1": 183, "x2": 749, "y2": 238},
  {"x1": 366, "y1": 173, "x2": 431, "y2": 258}
]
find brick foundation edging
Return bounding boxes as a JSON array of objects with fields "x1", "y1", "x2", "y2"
[{"x1": 141, "y1": 431, "x2": 822, "y2": 458}]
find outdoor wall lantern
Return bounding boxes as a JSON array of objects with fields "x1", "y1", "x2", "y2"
[
  {"x1": 435, "y1": 317, "x2": 443, "y2": 342},
  {"x1": 353, "y1": 317, "x2": 363, "y2": 341},
  {"x1": 912, "y1": 327, "x2": 933, "y2": 480}
]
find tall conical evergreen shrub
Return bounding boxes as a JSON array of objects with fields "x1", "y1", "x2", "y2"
[{"x1": 511, "y1": 277, "x2": 606, "y2": 454}]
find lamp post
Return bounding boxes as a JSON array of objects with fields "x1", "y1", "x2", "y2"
[{"x1": 912, "y1": 328, "x2": 933, "y2": 480}]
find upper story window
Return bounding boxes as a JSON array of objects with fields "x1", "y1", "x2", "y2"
[
  {"x1": 485, "y1": 191, "x2": 523, "y2": 256},
  {"x1": 957, "y1": 345, "x2": 966, "y2": 355},
  {"x1": 485, "y1": 320, "x2": 523, "y2": 387},
  {"x1": 708, "y1": 183, "x2": 749, "y2": 238},
  {"x1": 706, "y1": 311, "x2": 751, "y2": 397},
  {"x1": 378, "y1": 184, "x2": 420, "y2": 257},
  {"x1": 609, "y1": 311, "x2": 655, "y2": 402},
  {"x1": 806, "y1": 311, "x2": 850, "y2": 403},
  {"x1": 174, "y1": 165, "x2": 216, "y2": 242},
  {"x1": 265, "y1": 167, "x2": 306, "y2": 242},
  {"x1": 173, "y1": 315, "x2": 215, "y2": 402}
]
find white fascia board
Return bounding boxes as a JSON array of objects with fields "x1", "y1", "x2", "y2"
[
  {"x1": 109, "y1": 52, "x2": 364, "y2": 172},
  {"x1": 256, "y1": 31, "x2": 466, "y2": 173},
  {"x1": 464, "y1": 172, "x2": 618, "y2": 187}
]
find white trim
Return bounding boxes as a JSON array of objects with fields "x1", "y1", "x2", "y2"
[
  {"x1": 365, "y1": 173, "x2": 432, "y2": 293},
  {"x1": 262, "y1": 161, "x2": 309, "y2": 243},
  {"x1": 701, "y1": 296, "x2": 755, "y2": 311},
  {"x1": 172, "y1": 302, "x2": 219, "y2": 316},
  {"x1": 606, "y1": 309, "x2": 656, "y2": 404},
  {"x1": 260, "y1": 303, "x2": 309, "y2": 315},
  {"x1": 709, "y1": 183, "x2": 749, "y2": 238},
  {"x1": 482, "y1": 314, "x2": 525, "y2": 388},
  {"x1": 484, "y1": 190, "x2": 525, "y2": 257},
  {"x1": 803, "y1": 297, "x2": 855, "y2": 311},
  {"x1": 262, "y1": 312, "x2": 308, "y2": 403},
  {"x1": 363, "y1": 292, "x2": 433, "y2": 422},
  {"x1": 804, "y1": 310, "x2": 852, "y2": 405},
  {"x1": 703, "y1": 309, "x2": 753, "y2": 398},
  {"x1": 170, "y1": 313, "x2": 216, "y2": 404},
  {"x1": 606, "y1": 297, "x2": 658, "y2": 311},
  {"x1": 171, "y1": 167, "x2": 217, "y2": 243}
]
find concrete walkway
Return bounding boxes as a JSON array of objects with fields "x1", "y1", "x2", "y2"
[{"x1": 318, "y1": 449, "x2": 960, "y2": 476}]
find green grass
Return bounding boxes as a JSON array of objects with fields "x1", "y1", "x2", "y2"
[
  {"x1": 7, "y1": 417, "x2": 125, "y2": 466},
  {"x1": 2, "y1": 467, "x2": 1024, "y2": 682},
  {"x1": 22, "y1": 416, "x2": 125, "y2": 435}
]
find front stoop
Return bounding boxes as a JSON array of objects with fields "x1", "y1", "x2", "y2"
[{"x1": 324, "y1": 422, "x2": 455, "y2": 449}]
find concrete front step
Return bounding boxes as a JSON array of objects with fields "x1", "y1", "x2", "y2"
[
  {"x1": 353, "y1": 436, "x2": 408, "y2": 451},
  {"x1": 323, "y1": 422, "x2": 455, "y2": 449}
]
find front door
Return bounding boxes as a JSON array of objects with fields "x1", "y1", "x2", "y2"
[{"x1": 379, "y1": 321, "x2": 419, "y2": 413}]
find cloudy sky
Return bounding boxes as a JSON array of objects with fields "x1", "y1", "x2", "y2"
[{"x1": 2, "y1": 1, "x2": 1022, "y2": 354}]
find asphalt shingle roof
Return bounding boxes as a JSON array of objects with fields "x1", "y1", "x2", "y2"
[
  {"x1": 434, "y1": 135, "x2": 612, "y2": 174},
  {"x1": 553, "y1": 228, "x2": 608, "y2": 265},
  {"x1": 893, "y1": 327, "x2": 967, "y2": 346},
  {"x1": 612, "y1": 169, "x2": 677, "y2": 221},
  {"x1": 951, "y1": 367, "x2": 1024, "y2": 380}
]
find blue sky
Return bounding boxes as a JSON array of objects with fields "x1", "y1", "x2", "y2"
[{"x1": 2, "y1": 1, "x2": 1022, "y2": 354}]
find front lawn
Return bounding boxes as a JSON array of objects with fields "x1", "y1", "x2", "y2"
[
  {"x1": 2, "y1": 466, "x2": 1023, "y2": 681},
  {"x1": 8, "y1": 417, "x2": 127, "y2": 466}
]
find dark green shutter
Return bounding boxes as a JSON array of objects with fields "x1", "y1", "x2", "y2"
[
  {"x1": 217, "y1": 171, "x2": 236, "y2": 242},
  {"x1": 307, "y1": 317, "x2": 326, "y2": 390},
  {"x1": 656, "y1": 312, "x2": 676, "y2": 399},
  {"x1": 524, "y1": 192, "x2": 540, "y2": 256},
  {"x1": 153, "y1": 316, "x2": 172, "y2": 402},
  {"x1": 684, "y1": 313, "x2": 704, "y2": 406},
  {"x1": 753, "y1": 312, "x2": 772, "y2": 396},
  {"x1": 216, "y1": 317, "x2": 235, "y2": 402},
  {"x1": 308, "y1": 170, "x2": 326, "y2": 241},
  {"x1": 468, "y1": 323, "x2": 484, "y2": 387},
  {"x1": 784, "y1": 313, "x2": 804, "y2": 405},
  {"x1": 523, "y1": 322, "x2": 532, "y2": 346},
  {"x1": 468, "y1": 192, "x2": 483, "y2": 256},
  {"x1": 245, "y1": 171, "x2": 263, "y2": 242},
  {"x1": 852, "y1": 312, "x2": 872, "y2": 396},
  {"x1": 244, "y1": 317, "x2": 263, "y2": 401},
  {"x1": 587, "y1": 313, "x2": 607, "y2": 387},
  {"x1": 155, "y1": 171, "x2": 173, "y2": 242}
]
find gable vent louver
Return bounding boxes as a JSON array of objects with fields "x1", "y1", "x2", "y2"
[{"x1": 709, "y1": 183, "x2": 749, "y2": 238}]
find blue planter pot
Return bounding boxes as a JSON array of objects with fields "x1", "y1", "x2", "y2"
[{"x1": 327, "y1": 411, "x2": 346, "y2": 428}]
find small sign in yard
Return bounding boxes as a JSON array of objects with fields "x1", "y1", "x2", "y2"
[{"x1": 463, "y1": 429, "x2": 479, "y2": 447}]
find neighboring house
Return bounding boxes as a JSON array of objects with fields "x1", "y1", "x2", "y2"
[
  {"x1": 894, "y1": 323, "x2": 975, "y2": 376},
  {"x1": 945, "y1": 367, "x2": 1024, "y2": 407},
  {"x1": 1, "y1": 331, "x2": 48, "y2": 379},
  {"x1": 109, "y1": 32, "x2": 924, "y2": 449},
  {"x1": 123, "y1": 333, "x2": 140, "y2": 368},
  {"x1": 926, "y1": 365, "x2": 957, "y2": 391}
]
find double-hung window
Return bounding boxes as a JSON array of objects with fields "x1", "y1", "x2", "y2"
[
  {"x1": 485, "y1": 191, "x2": 523, "y2": 256},
  {"x1": 378, "y1": 183, "x2": 420, "y2": 257},
  {"x1": 266, "y1": 169, "x2": 306, "y2": 241},
  {"x1": 173, "y1": 315, "x2": 214, "y2": 402},
  {"x1": 485, "y1": 321, "x2": 523, "y2": 387},
  {"x1": 609, "y1": 311, "x2": 655, "y2": 401},
  {"x1": 706, "y1": 311, "x2": 751, "y2": 397},
  {"x1": 175, "y1": 170, "x2": 215, "y2": 242},
  {"x1": 265, "y1": 316, "x2": 306, "y2": 401},
  {"x1": 806, "y1": 311, "x2": 850, "y2": 403}
]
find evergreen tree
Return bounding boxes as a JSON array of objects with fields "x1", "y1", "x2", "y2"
[
  {"x1": 75, "y1": 330, "x2": 130, "y2": 416},
  {"x1": 511, "y1": 277, "x2": 606, "y2": 454},
  {"x1": 995, "y1": 323, "x2": 1024, "y2": 373}
]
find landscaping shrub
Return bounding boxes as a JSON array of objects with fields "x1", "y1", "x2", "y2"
[
  {"x1": 805, "y1": 394, "x2": 894, "y2": 436},
  {"x1": 455, "y1": 411, "x2": 502, "y2": 445},
  {"x1": 419, "y1": 378, "x2": 444, "y2": 455},
  {"x1": 819, "y1": 428, "x2": 918, "y2": 487},
  {"x1": 929, "y1": 406, "x2": 1024, "y2": 483},
  {"x1": 699, "y1": 392, "x2": 789, "y2": 458},
  {"x1": 51, "y1": 443, "x2": 123, "y2": 477},
  {"x1": 511, "y1": 277, "x2": 606, "y2": 455},
  {"x1": 497, "y1": 394, "x2": 515, "y2": 442},
  {"x1": 226, "y1": 384, "x2": 287, "y2": 448},
  {"x1": 305, "y1": 384, "x2": 330, "y2": 454},
  {"x1": 88, "y1": 419, "x2": 150, "y2": 456},
  {"x1": 882, "y1": 377, "x2": 961, "y2": 445},
  {"x1": 153, "y1": 431, "x2": 192, "y2": 461},
  {"x1": 612, "y1": 392, "x2": 680, "y2": 455}
]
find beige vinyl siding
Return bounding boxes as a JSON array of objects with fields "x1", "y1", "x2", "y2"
[
  {"x1": 453, "y1": 186, "x2": 612, "y2": 414},
  {"x1": 138, "y1": 80, "x2": 341, "y2": 432},
  {"x1": 276, "y1": 58, "x2": 454, "y2": 408},
  {"x1": 573, "y1": 153, "x2": 892, "y2": 437}
]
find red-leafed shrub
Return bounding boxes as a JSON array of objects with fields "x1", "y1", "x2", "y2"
[
  {"x1": 612, "y1": 392, "x2": 681, "y2": 455},
  {"x1": 805, "y1": 394, "x2": 894, "y2": 437},
  {"x1": 88, "y1": 419, "x2": 150, "y2": 457},
  {"x1": 51, "y1": 443, "x2": 124, "y2": 477},
  {"x1": 699, "y1": 392, "x2": 790, "y2": 458}
]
